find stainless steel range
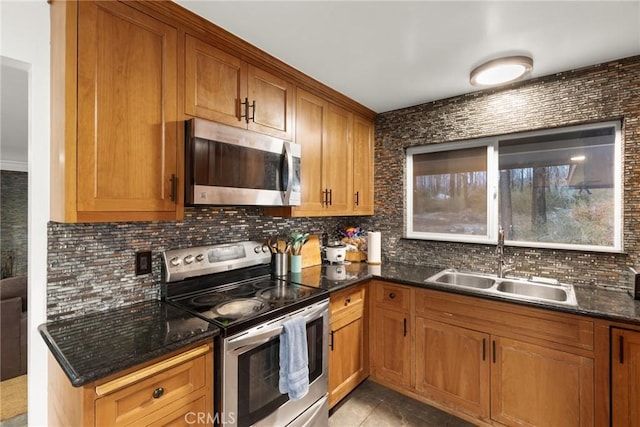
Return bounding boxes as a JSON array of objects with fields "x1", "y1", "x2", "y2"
[{"x1": 162, "y1": 241, "x2": 329, "y2": 427}]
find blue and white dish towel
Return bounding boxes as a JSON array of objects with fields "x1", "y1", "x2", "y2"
[{"x1": 279, "y1": 316, "x2": 309, "y2": 400}]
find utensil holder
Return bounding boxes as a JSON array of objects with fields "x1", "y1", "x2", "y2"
[
  {"x1": 290, "y1": 254, "x2": 302, "y2": 273},
  {"x1": 273, "y1": 253, "x2": 288, "y2": 277}
]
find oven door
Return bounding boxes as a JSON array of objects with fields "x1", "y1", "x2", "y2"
[{"x1": 222, "y1": 300, "x2": 329, "y2": 427}]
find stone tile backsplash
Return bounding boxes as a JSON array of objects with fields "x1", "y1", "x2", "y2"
[
  {"x1": 371, "y1": 56, "x2": 640, "y2": 291},
  {"x1": 47, "y1": 208, "x2": 361, "y2": 320}
]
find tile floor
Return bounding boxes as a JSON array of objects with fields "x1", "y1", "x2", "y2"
[{"x1": 329, "y1": 380, "x2": 476, "y2": 427}]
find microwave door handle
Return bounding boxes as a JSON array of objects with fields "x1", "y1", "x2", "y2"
[{"x1": 282, "y1": 141, "x2": 294, "y2": 204}]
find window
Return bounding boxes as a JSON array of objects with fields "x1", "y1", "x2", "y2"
[{"x1": 406, "y1": 121, "x2": 622, "y2": 252}]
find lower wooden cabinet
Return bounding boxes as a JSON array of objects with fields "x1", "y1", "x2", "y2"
[
  {"x1": 370, "y1": 281, "x2": 412, "y2": 387},
  {"x1": 612, "y1": 327, "x2": 640, "y2": 427},
  {"x1": 369, "y1": 281, "x2": 599, "y2": 427},
  {"x1": 328, "y1": 284, "x2": 369, "y2": 408},
  {"x1": 49, "y1": 341, "x2": 213, "y2": 427},
  {"x1": 491, "y1": 336, "x2": 594, "y2": 427},
  {"x1": 415, "y1": 318, "x2": 490, "y2": 419}
]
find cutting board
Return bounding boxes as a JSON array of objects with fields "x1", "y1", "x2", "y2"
[{"x1": 300, "y1": 235, "x2": 322, "y2": 268}]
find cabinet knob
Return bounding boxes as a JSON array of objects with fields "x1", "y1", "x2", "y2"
[
  {"x1": 152, "y1": 387, "x2": 164, "y2": 399},
  {"x1": 389, "y1": 292, "x2": 396, "y2": 299},
  {"x1": 345, "y1": 297, "x2": 351, "y2": 305}
]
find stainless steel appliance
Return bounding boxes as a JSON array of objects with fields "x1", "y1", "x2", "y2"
[
  {"x1": 185, "y1": 118, "x2": 301, "y2": 206},
  {"x1": 162, "y1": 241, "x2": 329, "y2": 427}
]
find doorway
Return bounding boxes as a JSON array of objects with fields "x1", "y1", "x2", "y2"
[{"x1": 0, "y1": 55, "x2": 29, "y2": 426}]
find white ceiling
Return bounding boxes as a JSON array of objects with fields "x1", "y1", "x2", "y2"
[{"x1": 176, "y1": 0, "x2": 640, "y2": 113}]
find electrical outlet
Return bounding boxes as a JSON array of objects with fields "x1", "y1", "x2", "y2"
[{"x1": 135, "y1": 251, "x2": 152, "y2": 275}]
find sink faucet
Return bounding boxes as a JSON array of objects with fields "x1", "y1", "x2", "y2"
[{"x1": 496, "y1": 226, "x2": 515, "y2": 278}]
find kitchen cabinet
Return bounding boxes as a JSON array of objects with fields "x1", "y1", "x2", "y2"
[
  {"x1": 185, "y1": 34, "x2": 294, "y2": 140},
  {"x1": 611, "y1": 327, "x2": 640, "y2": 427},
  {"x1": 328, "y1": 283, "x2": 369, "y2": 408},
  {"x1": 370, "y1": 281, "x2": 412, "y2": 387},
  {"x1": 265, "y1": 88, "x2": 374, "y2": 217},
  {"x1": 48, "y1": 341, "x2": 213, "y2": 427},
  {"x1": 491, "y1": 336, "x2": 593, "y2": 427},
  {"x1": 414, "y1": 318, "x2": 490, "y2": 419},
  {"x1": 351, "y1": 115, "x2": 375, "y2": 215},
  {"x1": 50, "y1": 0, "x2": 181, "y2": 222},
  {"x1": 413, "y1": 287, "x2": 595, "y2": 427}
]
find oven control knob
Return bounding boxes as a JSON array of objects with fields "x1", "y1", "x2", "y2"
[
  {"x1": 184, "y1": 255, "x2": 194, "y2": 264},
  {"x1": 254, "y1": 246, "x2": 262, "y2": 254},
  {"x1": 261, "y1": 245, "x2": 270, "y2": 253},
  {"x1": 195, "y1": 254, "x2": 204, "y2": 262},
  {"x1": 170, "y1": 257, "x2": 181, "y2": 267}
]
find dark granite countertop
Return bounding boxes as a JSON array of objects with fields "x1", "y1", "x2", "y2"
[
  {"x1": 288, "y1": 261, "x2": 640, "y2": 326},
  {"x1": 39, "y1": 300, "x2": 219, "y2": 387}
]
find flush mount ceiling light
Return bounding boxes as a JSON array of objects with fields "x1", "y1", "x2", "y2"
[{"x1": 470, "y1": 56, "x2": 533, "y2": 87}]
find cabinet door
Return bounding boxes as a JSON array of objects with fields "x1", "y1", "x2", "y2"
[
  {"x1": 248, "y1": 65, "x2": 294, "y2": 140},
  {"x1": 351, "y1": 115, "x2": 374, "y2": 215},
  {"x1": 293, "y1": 89, "x2": 328, "y2": 216},
  {"x1": 372, "y1": 308, "x2": 411, "y2": 387},
  {"x1": 323, "y1": 103, "x2": 351, "y2": 214},
  {"x1": 415, "y1": 318, "x2": 490, "y2": 419},
  {"x1": 491, "y1": 336, "x2": 594, "y2": 427},
  {"x1": 185, "y1": 34, "x2": 247, "y2": 128},
  {"x1": 77, "y1": 1, "x2": 178, "y2": 216},
  {"x1": 329, "y1": 312, "x2": 368, "y2": 408},
  {"x1": 612, "y1": 328, "x2": 640, "y2": 427}
]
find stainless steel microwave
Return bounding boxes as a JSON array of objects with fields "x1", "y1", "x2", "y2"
[{"x1": 185, "y1": 118, "x2": 301, "y2": 206}]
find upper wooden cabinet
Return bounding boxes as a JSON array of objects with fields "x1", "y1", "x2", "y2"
[
  {"x1": 51, "y1": 1, "x2": 375, "y2": 222},
  {"x1": 185, "y1": 34, "x2": 294, "y2": 140},
  {"x1": 265, "y1": 88, "x2": 374, "y2": 217},
  {"x1": 51, "y1": 0, "x2": 181, "y2": 222},
  {"x1": 351, "y1": 115, "x2": 374, "y2": 214}
]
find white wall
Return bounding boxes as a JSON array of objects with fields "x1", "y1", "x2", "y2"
[{"x1": 0, "y1": 1, "x2": 50, "y2": 425}]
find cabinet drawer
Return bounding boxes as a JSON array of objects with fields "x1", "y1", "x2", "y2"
[
  {"x1": 374, "y1": 281, "x2": 411, "y2": 312},
  {"x1": 95, "y1": 345, "x2": 209, "y2": 426},
  {"x1": 415, "y1": 288, "x2": 594, "y2": 352},
  {"x1": 330, "y1": 284, "x2": 365, "y2": 321}
]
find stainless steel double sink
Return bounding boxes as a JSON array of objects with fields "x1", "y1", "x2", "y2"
[{"x1": 426, "y1": 269, "x2": 578, "y2": 306}]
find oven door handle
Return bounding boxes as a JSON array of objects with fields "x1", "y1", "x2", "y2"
[{"x1": 226, "y1": 301, "x2": 328, "y2": 353}]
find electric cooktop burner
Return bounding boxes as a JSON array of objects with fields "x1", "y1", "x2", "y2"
[
  {"x1": 213, "y1": 298, "x2": 266, "y2": 319},
  {"x1": 257, "y1": 286, "x2": 313, "y2": 302},
  {"x1": 190, "y1": 293, "x2": 226, "y2": 307}
]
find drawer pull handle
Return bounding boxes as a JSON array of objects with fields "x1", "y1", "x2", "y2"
[
  {"x1": 403, "y1": 318, "x2": 407, "y2": 337},
  {"x1": 620, "y1": 335, "x2": 624, "y2": 364},
  {"x1": 389, "y1": 292, "x2": 396, "y2": 299},
  {"x1": 152, "y1": 387, "x2": 164, "y2": 399},
  {"x1": 345, "y1": 297, "x2": 351, "y2": 305}
]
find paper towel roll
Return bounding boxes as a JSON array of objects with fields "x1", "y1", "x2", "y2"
[{"x1": 367, "y1": 231, "x2": 382, "y2": 265}]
